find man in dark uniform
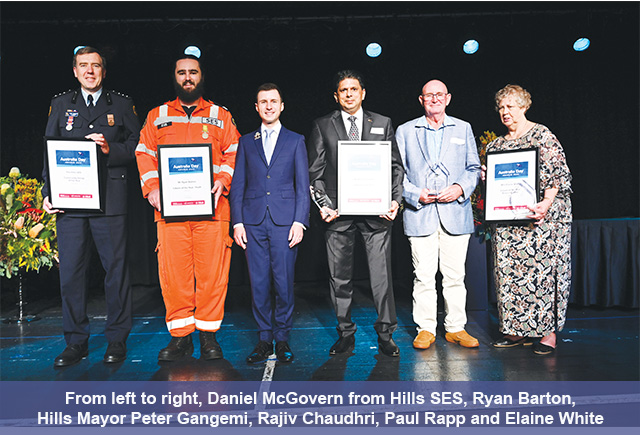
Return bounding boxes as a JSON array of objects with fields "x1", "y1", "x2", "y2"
[{"x1": 42, "y1": 46, "x2": 140, "y2": 367}]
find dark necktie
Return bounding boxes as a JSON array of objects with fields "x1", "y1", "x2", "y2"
[
  {"x1": 87, "y1": 94, "x2": 94, "y2": 117},
  {"x1": 348, "y1": 115, "x2": 359, "y2": 141}
]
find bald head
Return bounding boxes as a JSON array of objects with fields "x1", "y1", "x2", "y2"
[
  {"x1": 419, "y1": 79, "x2": 451, "y2": 120},
  {"x1": 422, "y1": 80, "x2": 448, "y2": 95}
]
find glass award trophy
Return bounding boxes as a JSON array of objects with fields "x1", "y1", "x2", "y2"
[{"x1": 427, "y1": 163, "x2": 449, "y2": 196}]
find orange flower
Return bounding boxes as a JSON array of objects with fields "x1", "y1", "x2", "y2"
[
  {"x1": 14, "y1": 216, "x2": 25, "y2": 230},
  {"x1": 28, "y1": 223, "x2": 44, "y2": 238}
]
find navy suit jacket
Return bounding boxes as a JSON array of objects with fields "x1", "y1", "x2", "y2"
[
  {"x1": 230, "y1": 126, "x2": 310, "y2": 227},
  {"x1": 42, "y1": 88, "x2": 140, "y2": 216},
  {"x1": 308, "y1": 109, "x2": 404, "y2": 232}
]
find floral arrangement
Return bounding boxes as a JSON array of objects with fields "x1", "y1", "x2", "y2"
[
  {"x1": 0, "y1": 167, "x2": 58, "y2": 278},
  {"x1": 471, "y1": 131, "x2": 497, "y2": 242}
]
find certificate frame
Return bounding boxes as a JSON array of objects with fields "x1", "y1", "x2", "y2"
[
  {"x1": 337, "y1": 140, "x2": 392, "y2": 215},
  {"x1": 157, "y1": 143, "x2": 215, "y2": 219},
  {"x1": 484, "y1": 147, "x2": 540, "y2": 223},
  {"x1": 44, "y1": 137, "x2": 104, "y2": 212}
]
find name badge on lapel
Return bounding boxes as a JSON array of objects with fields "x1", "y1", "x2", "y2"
[
  {"x1": 107, "y1": 114, "x2": 115, "y2": 127},
  {"x1": 370, "y1": 127, "x2": 384, "y2": 135}
]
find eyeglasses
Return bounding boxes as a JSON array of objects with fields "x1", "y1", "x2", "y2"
[{"x1": 422, "y1": 93, "x2": 449, "y2": 100}]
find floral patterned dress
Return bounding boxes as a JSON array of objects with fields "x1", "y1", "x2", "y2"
[{"x1": 488, "y1": 124, "x2": 572, "y2": 337}]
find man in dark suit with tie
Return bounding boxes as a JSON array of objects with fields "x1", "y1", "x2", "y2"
[
  {"x1": 308, "y1": 70, "x2": 404, "y2": 357},
  {"x1": 42, "y1": 46, "x2": 140, "y2": 367},
  {"x1": 230, "y1": 83, "x2": 310, "y2": 363}
]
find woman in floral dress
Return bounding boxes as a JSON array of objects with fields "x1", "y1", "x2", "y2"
[{"x1": 487, "y1": 84, "x2": 572, "y2": 355}]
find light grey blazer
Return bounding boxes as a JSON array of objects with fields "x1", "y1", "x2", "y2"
[{"x1": 396, "y1": 115, "x2": 480, "y2": 236}]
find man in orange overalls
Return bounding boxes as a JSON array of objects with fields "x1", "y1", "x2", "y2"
[{"x1": 136, "y1": 50, "x2": 240, "y2": 361}]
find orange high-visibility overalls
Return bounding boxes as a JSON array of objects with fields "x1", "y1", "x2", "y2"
[{"x1": 136, "y1": 97, "x2": 240, "y2": 336}]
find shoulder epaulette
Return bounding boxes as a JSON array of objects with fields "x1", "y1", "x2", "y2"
[
  {"x1": 108, "y1": 90, "x2": 132, "y2": 100},
  {"x1": 51, "y1": 89, "x2": 74, "y2": 99},
  {"x1": 211, "y1": 101, "x2": 230, "y2": 112}
]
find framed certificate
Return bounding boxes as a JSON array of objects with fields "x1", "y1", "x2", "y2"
[
  {"x1": 484, "y1": 148, "x2": 540, "y2": 223},
  {"x1": 157, "y1": 144, "x2": 214, "y2": 219},
  {"x1": 44, "y1": 137, "x2": 104, "y2": 212},
  {"x1": 337, "y1": 140, "x2": 391, "y2": 215}
]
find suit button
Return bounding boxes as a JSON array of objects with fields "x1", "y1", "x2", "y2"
[
  {"x1": 267, "y1": 192, "x2": 271, "y2": 195},
  {"x1": 89, "y1": 124, "x2": 94, "y2": 129},
  {"x1": 267, "y1": 175, "x2": 271, "y2": 179}
]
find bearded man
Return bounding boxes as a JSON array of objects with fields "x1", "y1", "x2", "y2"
[{"x1": 136, "y1": 50, "x2": 240, "y2": 361}]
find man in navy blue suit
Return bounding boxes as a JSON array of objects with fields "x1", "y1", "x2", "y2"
[{"x1": 230, "y1": 83, "x2": 310, "y2": 364}]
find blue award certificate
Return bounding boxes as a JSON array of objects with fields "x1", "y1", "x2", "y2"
[
  {"x1": 484, "y1": 148, "x2": 540, "y2": 223},
  {"x1": 337, "y1": 141, "x2": 392, "y2": 215},
  {"x1": 157, "y1": 144, "x2": 214, "y2": 219},
  {"x1": 44, "y1": 138, "x2": 103, "y2": 212}
]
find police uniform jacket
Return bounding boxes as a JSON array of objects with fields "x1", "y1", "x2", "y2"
[{"x1": 42, "y1": 88, "x2": 140, "y2": 216}]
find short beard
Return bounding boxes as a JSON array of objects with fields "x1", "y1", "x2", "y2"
[{"x1": 174, "y1": 79, "x2": 205, "y2": 105}]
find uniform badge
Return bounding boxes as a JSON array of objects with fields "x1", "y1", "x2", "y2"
[
  {"x1": 107, "y1": 114, "x2": 115, "y2": 127},
  {"x1": 65, "y1": 110, "x2": 78, "y2": 131},
  {"x1": 202, "y1": 117, "x2": 223, "y2": 128},
  {"x1": 202, "y1": 125, "x2": 209, "y2": 139}
]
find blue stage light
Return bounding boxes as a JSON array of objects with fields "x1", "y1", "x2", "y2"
[
  {"x1": 366, "y1": 43, "x2": 382, "y2": 58},
  {"x1": 184, "y1": 46, "x2": 202, "y2": 58},
  {"x1": 573, "y1": 38, "x2": 590, "y2": 52},
  {"x1": 463, "y1": 40, "x2": 479, "y2": 54},
  {"x1": 74, "y1": 46, "x2": 86, "y2": 55}
]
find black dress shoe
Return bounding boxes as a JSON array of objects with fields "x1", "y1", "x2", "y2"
[
  {"x1": 104, "y1": 342, "x2": 127, "y2": 363},
  {"x1": 275, "y1": 341, "x2": 294, "y2": 363},
  {"x1": 329, "y1": 335, "x2": 355, "y2": 355},
  {"x1": 158, "y1": 335, "x2": 193, "y2": 361},
  {"x1": 54, "y1": 343, "x2": 88, "y2": 367},
  {"x1": 247, "y1": 341, "x2": 273, "y2": 364},
  {"x1": 378, "y1": 337, "x2": 400, "y2": 357},
  {"x1": 200, "y1": 331, "x2": 223, "y2": 360},
  {"x1": 533, "y1": 342, "x2": 556, "y2": 355},
  {"x1": 492, "y1": 336, "x2": 533, "y2": 348}
]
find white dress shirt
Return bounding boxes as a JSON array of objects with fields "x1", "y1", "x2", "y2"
[
  {"x1": 81, "y1": 88, "x2": 102, "y2": 106},
  {"x1": 340, "y1": 108, "x2": 364, "y2": 140}
]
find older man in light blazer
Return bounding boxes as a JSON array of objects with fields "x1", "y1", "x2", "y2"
[{"x1": 396, "y1": 79, "x2": 481, "y2": 350}]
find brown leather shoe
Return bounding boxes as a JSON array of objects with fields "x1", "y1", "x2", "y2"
[
  {"x1": 445, "y1": 330, "x2": 479, "y2": 348},
  {"x1": 413, "y1": 331, "x2": 436, "y2": 349}
]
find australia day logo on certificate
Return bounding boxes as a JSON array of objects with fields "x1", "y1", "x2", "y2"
[
  {"x1": 348, "y1": 154, "x2": 380, "y2": 171},
  {"x1": 56, "y1": 150, "x2": 90, "y2": 167},
  {"x1": 495, "y1": 161, "x2": 528, "y2": 179},
  {"x1": 168, "y1": 157, "x2": 203, "y2": 174}
]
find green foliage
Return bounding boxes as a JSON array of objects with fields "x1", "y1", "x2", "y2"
[{"x1": 0, "y1": 168, "x2": 58, "y2": 278}]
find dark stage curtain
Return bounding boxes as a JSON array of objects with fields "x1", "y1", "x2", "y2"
[
  {"x1": 570, "y1": 219, "x2": 640, "y2": 308},
  {"x1": 126, "y1": 218, "x2": 639, "y2": 310}
]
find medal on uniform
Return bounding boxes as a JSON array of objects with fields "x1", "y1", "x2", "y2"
[
  {"x1": 107, "y1": 114, "x2": 115, "y2": 127},
  {"x1": 65, "y1": 109, "x2": 78, "y2": 131},
  {"x1": 202, "y1": 125, "x2": 209, "y2": 139}
]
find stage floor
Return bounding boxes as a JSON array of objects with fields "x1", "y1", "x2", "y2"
[{"x1": 1, "y1": 281, "x2": 638, "y2": 382}]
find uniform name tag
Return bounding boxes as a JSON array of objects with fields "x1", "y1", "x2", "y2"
[
  {"x1": 157, "y1": 121, "x2": 172, "y2": 129},
  {"x1": 202, "y1": 117, "x2": 223, "y2": 128}
]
